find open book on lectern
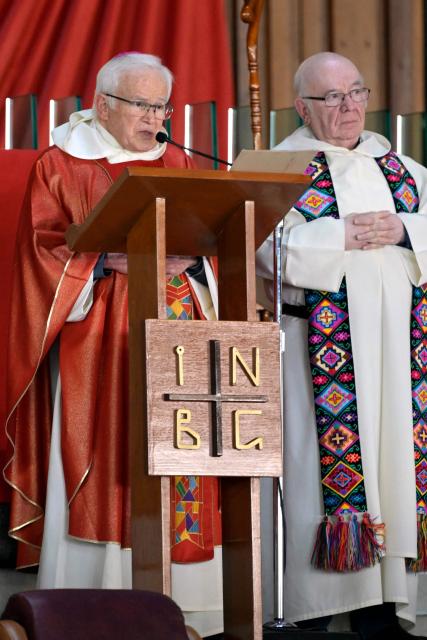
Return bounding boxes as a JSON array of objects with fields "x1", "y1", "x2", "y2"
[{"x1": 231, "y1": 148, "x2": 317, "y2": 174}]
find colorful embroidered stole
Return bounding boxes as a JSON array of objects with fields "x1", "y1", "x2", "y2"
[
  {"x1": 296, "y1": 150, "x2": 427, "y2": 572},
  {"x1": 166, "y1": 275, "x2": 194, "y2": 320},
  {"x1": 167, "y1": 273, "x2": 221, "y2": 563}
]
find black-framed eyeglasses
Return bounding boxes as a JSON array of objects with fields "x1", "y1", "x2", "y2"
[
  {"x1": 105, "y1": 93, "x2": 173, "y2": 119},
  {"x1": 302, "y1": 87, "x2": 371, "y2": 107}
]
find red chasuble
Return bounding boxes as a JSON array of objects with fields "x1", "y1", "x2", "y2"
[{"x1": 4, "y1": 144, "x2": 219, "y2": 568}]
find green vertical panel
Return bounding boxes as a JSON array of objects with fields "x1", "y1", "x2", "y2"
[
  {"x1": 269, "y1": 108, "x2": 300, "y2": 149},
  {"x1": 232, "y1": 105, "x2": 253, "y2": 158},
  {"x1": 210, "y1": 101, "x2": 218, "y2": 170},
  {"x1": 365, "y1": 110, "x2": 391, "y2": 141},
  {"x1": 398, "y1": 113, "x2": 424, "y2": 164},
  {"x1": 30, "y1": 94, "x2": 38, "y2": 149}
]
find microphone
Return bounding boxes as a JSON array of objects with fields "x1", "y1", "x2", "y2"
[{"x1": 156, "y1": 131, "x2": 232, "y2": 167}]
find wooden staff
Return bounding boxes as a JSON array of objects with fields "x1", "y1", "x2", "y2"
[{"x1": 241, "y1": 0, "x2": 265, "y2": 150}]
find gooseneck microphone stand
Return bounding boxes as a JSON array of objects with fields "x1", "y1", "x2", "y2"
[
  {"x1": 155, "y1": 132, "x2": 232, "y2": 167},
  {"x1": 263, "y1": 220, "x2": 297, "y2": 632}
]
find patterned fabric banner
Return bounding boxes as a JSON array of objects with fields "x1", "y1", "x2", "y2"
[{"x1": 167, "y1": 273, "x2": 220, "y2": 563}]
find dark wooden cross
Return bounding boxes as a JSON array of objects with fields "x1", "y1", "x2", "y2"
[{"x1": 164, "y1": 339, "x2": 267, "y2": 456}]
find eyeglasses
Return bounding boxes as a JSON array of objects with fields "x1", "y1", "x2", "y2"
[
  {"x1": 302, "y1": 87, "x2": 371, "y2": 107},
  {"x1": 105, "y1": 93, "x2": 173, "y2": 119}
]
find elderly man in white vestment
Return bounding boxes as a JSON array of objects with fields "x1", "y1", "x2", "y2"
[{"x1": 257, "y1": 52, "x2": 427, "y2": 640}]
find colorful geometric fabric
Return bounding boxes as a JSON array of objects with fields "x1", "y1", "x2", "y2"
[
  {"x1": 303, "y1": 155, "x2": 328, "y2": 180},
  {"x1": 296, "y1": 154, "x2": 367, "y2": 519},
  {"x1": 295, "y1": 187, "x2": 336, "y2": 218},
  {"x1": 414, "y1": 419, "x2": 427, "y2": 455},
  {"x1": 376, "y1": 152, "x2": 427, "y2": 539},
  {"x1": 377, "y1": 152, "x2": 419, "y2": 213},
  {"x1": 319, "y1": 422, "x2": 359, "y2": 456},
  {"x1": 411, "y1": 284, "x2": 427, "y2": 519},
  {"x1": 166, "y1": 272, "x2": 220, "y2": 563},
  {"x1": 171, "y1": 473, "x2": 220, "y2": 563},
  {"x1": 376, "y1": 152, "x2": 427, "y2": 572},
  {"x1": 316, "y1": 382, "x2": 355, "y2": 417},
  {"x1": 304, "y1": 283, "x2": 367, "y2": 517},
  {"x1": 413, "y1": 295, "x2": 427, "y2": 335},
  {"x1": 323, "y1": 461, "x2": 363, "y2": 498},
  {"x1": 415, "y1": 460, "x2": 427, "y2": 496},
  {"x1": 173, "y1": 476, "x2": 203, "y2": 544},
  {"x1": 297, "y1": 150, "x2": 427, "y2": 571},
  {"x1": 312, "y1": 340, "x2": 350, "y2": 375},
  {"x1": 166, "y1": 274, "x2": 193, "y2": 319},
  {"x1": 310, "y1": 300, "x2": 348, "y2": 336}
]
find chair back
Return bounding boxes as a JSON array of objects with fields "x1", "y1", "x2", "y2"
[{"x1": 1, "y1": 589, "x2": 190, "y2": 640}]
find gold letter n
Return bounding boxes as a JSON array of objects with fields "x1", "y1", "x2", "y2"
[{"x1": 231, "y1": 346, "x2": 259, "y2": 386}]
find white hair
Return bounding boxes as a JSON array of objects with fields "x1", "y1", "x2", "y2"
[{"x1": 95, "y1": 52, "x2": 173, "y2": 101}]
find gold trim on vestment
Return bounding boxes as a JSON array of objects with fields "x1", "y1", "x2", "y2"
[
  {"x1": 8, "y1": 514, "x2": 43, "y2": 534},
  {"x1": 4, "y1": 162, "x2": 125, "y2": 564},
  {"x1": 9, "y1": 531, "x2": 41, "y2": 550},
  {"x1": 68, "y1": 533, "x2": 131, "y2": 549},
  {"x1": 3, "y1": 255, "x2": 74, "y2": 521},
  {"x1": 68, "y1": 460, "x2": 93, "y2": 506},
  {"x1": 94, "y1": 160, "x2": 114, "y2": 185}
]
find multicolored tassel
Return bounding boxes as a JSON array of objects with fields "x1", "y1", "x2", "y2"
[
  {"x1": 408, "y1": 514, "x2": 427, "y2": 572},
  {"x1": 311, "y1": 513, "x2": 385, "y2": 572}
]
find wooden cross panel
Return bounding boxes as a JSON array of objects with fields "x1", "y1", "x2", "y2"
[{"x1": 145, "y1": 319, "x2": 281, "y2": 477}]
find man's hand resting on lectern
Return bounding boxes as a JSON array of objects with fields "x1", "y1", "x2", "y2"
[
  {"x1": 165, "y1": 256, "x2": 198, "y2": 277},
  {"x1": 104, "y1": 253, "x2": 198, "y2": 277},
  {"x1": 104, "y1": 253, "x2": 128, "y2": 274}
]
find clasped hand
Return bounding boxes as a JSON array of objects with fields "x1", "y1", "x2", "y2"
[
  {"x1": 103, "y1": 253, "x2": 198, "y2": 276},
  {"x1": 344, "y1": 211, "x2": 405, "y2": 250}
]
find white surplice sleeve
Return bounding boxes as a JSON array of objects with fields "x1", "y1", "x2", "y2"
[
  {"x1": 284, "y1": 209, "x2": 346, "y2": 292},
  {"x1": 66, "y1": 273, "x2": 95, "y2": 322},
  {"x1": 256, "y1": 207, "x2": 346, "y2": 293}
]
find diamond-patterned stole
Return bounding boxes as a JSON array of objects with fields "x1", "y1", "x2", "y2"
[
  {"x1": 166, "y1": 274, "x2": 194, "y2": 320},
  {"x1": 296, "y1": 149, "x2": 426, "y2": 572},
  {"x1": 376, "y1": 153, "x2": 427, "y2": 572},
  {"x1": 410, "y1": 283, "x2": 427, "y2": 571},
  {"x1": 167, "y1": 273, "x2": 220, "y2": 563}
]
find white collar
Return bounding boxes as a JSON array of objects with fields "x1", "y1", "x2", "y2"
[
  {"x1": 274, "y1": 125, "x2": 391, "y2": 158},
  {"x1": 51, "y1": 108, "x2": 167, "y2": 163}
]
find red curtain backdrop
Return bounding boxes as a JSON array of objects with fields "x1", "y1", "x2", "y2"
[
  {"x1": 0, "y1": 0, "x2": 234, "y2": 156},
  {"x1": 0, "y1": 0, "x2": 234, "y2": 501}
]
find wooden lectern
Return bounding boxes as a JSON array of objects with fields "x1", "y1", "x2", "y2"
[{"x1": 66, "y1": 167, "x2": 309, "y2": 640}]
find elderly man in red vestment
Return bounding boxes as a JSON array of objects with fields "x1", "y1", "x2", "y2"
[{"x1": 4, "y1": 52, "x2": 222, "y2": 633}]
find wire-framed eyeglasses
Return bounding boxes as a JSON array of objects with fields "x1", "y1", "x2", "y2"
[
  {"x1": 105, "y1": 93, "x2": 173, "y2": 119},
  {"x1": 302, "y1": 87, "x2": 371, "y2": 107}
]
